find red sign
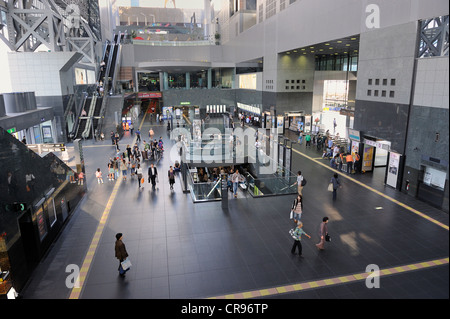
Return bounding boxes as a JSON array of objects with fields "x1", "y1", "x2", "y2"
[{"x1": 138, "y1": 92, "x2": 162, "y2": 98}]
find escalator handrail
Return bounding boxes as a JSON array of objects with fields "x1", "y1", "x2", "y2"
[
  {"x1": 70, "y1": 94, "x2": 88, "y2": 139},
  {"x1": 81, "y1": 95, "x2": 97, "y2": 139}
]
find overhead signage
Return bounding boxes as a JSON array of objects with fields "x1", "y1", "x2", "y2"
[
  {"x1": 138, "y1": 92, "x2": 162, "y2": 98},
  {"x1": 7, "y1": 128, "x2": 16, "y2": 134},
  {"x1": 348, "y1": 129, "x2": 360, "y2": 142},
  {"x1": 363, "y1": 138, "x2": 390, "y2": 151}
]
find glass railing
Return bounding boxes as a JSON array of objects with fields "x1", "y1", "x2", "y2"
[{"x1": 186, "y1": 168, "x2": 222, "y2": 202}]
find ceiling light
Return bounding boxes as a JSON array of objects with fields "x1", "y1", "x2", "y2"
[
  {"x1": 351, "y1": 37, "x2": 357, "y2": 40},
  {"x1": 293, "y1": 50, "x2": 297, "y2": 52},
  {"x1": 329, "y1": 47, "x2": 333, "y2": 49},
  {"x1": 346, "y1": 44, "x2": 351, "y2": 46},
  {"x1": 301, "y1": 48, "x2": 305, "y2": 50},
  {"x1": 325, "y1": 43, "x2": 330, "y2": 45},
  {"x1": 310, "y1": 46, "x2": 314, "y2": 49},
  {"x1": 337, "y1": 40, "x2": 342, "y2": 43}
]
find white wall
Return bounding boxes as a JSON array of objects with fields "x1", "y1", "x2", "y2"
[
  {"x1": 413, "y1": 56, "x2": 449, "y2": 109},
  {"x1": 7, "y1": 52, "x2": 82, "y2": 97}
]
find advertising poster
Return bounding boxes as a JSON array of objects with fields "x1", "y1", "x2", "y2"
[
  {"x1": 362, "y1": 145, "x2": 374, "y2": 172},
  {"x1": 35, "y1": 206, "x2": 48, "y2": 242},
  {"x1": 386, "y1": 152, "x2": 400, "y2": 188},
  {"x1": 75, "y1": 68, "x2": 87, "y2": 85},
  {"x1": 277, "y1": 116, "x2": 284, "y2": 134}
]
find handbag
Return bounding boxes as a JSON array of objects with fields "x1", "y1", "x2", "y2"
[
  {"x1": 121, "y1": 258, "x2": 132, "y2": 270},
  {"x1": 327, "y1": 182, "x2": 333, "y2": 192},
  {"x1": 290, "y1": 210, "x2": 293, "y2": 219},
  {"x1": 325, "y1": 234, "x2": 331, "y2": 242},
  {"x1": 289, "y1": 229, "x2": 297, "y2": 240}
]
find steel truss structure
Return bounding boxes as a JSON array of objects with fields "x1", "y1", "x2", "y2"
[
  {"x1": 0, "y1": 0, "x2": 101, "y2": 67},
  {"x1": 418, "y1": 15, "x2": 449, "y2": 58}
]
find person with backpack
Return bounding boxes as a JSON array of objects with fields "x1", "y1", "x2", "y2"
[
  {"x1": 292, "y1": 171, "x2": 306, "y2": 195},
  {"x1": 168, "y1": 166, "x2": 175, "y2": 190}
]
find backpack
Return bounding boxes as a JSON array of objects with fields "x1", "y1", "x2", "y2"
[{"x1": 301, "y1": 178, "x2": 307, "y2": 186}]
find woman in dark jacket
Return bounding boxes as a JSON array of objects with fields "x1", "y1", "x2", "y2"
[{"x1": 115, "y1": 233, "x2": 129, "y2": 277}]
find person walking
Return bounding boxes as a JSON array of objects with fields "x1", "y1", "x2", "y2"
[
  {"x1": 120, "y1": 159, "x2": 128, "y2": 181},
  {"x1": 293, "y1": 171, "x2": 304, "y2": 196},
  {"x1": 231, "y1": 169, "x2": 241, "y2": 198},
  {"x1": 136, "y1": 129, "x2": 141, "y2": 143},
  {"x1": 148, "y1": 163, "x2": 158, "y2": 189},
  {"x1": 291, "y1": 222, "x2": 311, "y2": 257},
  {"x1": 168, "y1": 166, "x2": 175, "y2": 190},
  {"x1": 291, "y1": 194, "x2": 303, "y2": 224},
  {"x1": 305, "y1": 133, "x2": 311, "y2": 148},
  {"x1": 115, "y1": 233, "x2": 129, "y2": 277},
  {"x1": 136, "y1": 164, "x2": 143, "y2": 189},
  {"x1": 330, "y1": 173, "x2": 341, "y2": 200},
  {"x1": 316, "y1": 217, "x2": 329, "y2": 250},
  {"x1": 95, "y1": 168, "x2": 104, "y2": 184}
]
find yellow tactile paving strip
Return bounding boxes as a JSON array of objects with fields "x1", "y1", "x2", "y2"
[
  {"x1": 290, "y1": 147, "x2": 449, "y2": 231},
  {"x1": 208, "y1": 257, "x2": 449, "y2": 299},
  {"x1": 68, "y1": 123, "x2": 448, "y2": 299},
  {"x1": 68, "y1": 112, "x2": 147, "y2": 299}
]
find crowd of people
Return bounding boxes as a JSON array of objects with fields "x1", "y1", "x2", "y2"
[{"x1": 95, "y1": 127, "x2": 177, "y2": 192}]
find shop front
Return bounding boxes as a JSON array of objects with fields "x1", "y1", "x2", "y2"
[{"x1": 360, "y1": 135, "x2": 404, "y2": 190}]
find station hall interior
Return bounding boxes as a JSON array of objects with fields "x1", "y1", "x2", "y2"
[{"x1": 0, "y1": 0, "x2": 449, "y2": 301}]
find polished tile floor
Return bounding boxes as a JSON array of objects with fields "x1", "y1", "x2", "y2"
[{"x1": 21, "y1": 115, "x2": 449, "y2": 299}]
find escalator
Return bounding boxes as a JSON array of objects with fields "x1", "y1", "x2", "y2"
[
  {"x1": 92, "y1": 95, "x2": 103, "y2": 131},
  {"x1": 74, "y1": 97, "x2": 92, "y2": 139},
  {"x1": 69, "y1": 33, "x2": 123, "y2": 141}
]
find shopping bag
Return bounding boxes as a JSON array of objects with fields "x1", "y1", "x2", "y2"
[
  {"x1": 121, "y1": 258, "x2": 132, "y2": 270},
  {"x1": 289, "y1": 229, "x2": 297, "y2": 240},
  {"x1": 141, "y1": 177, "x2": 145, "y2": 185},
  {"x1": 290, "y1": 210, "x2": 293, "y2": 219},
  {"x1": 327, "y1": 183, "x2": 333, "y2": 192}
]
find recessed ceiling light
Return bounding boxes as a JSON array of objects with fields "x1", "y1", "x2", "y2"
[
  {"x1": 329, "y1": 47, "x2": 333, "y2": 49},
  {"x1": 301, "y1": 48, "x2": 305, "y2": 50},
  {"x1": 319, "y1": 49, "x2": 323, "y2": 51},
  {"x1": 310, "y1": 50, "x2": 314, "y2": 53},
  {"x1": 325, "y1": 43, "x2": 330, "y2": 45},
  {"x1": 351, "y1": 37, "x2": 357, "y2": 40},
  {"x1": 310, "y1": 46, "x2": 314, "y2": 49},
  {"x1": 337, "y1": 40, "x2": 342, "y2": 43},
  {"x1": 293, "y1": 50, "x2": 297, "y2": 52},
  {"x1": 343, "y1": 52, "x2": 348, "y2": 54},
  {"x1": 346, "y1": 44, "x2": 351, "y2": 46}
]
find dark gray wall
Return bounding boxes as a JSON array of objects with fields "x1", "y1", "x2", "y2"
[{"x1": 354, "y1": 99, "x2": 410, "y2": 153}]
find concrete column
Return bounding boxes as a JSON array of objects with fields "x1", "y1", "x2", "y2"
[
  {"x1": 186, "y1": 72, "x2": 190, "y2": 89},
  {"x1": 207, "y1": 68, "x2": 212, "y2": 89}
]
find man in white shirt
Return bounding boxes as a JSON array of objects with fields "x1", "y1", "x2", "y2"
[{"x1": 293, "y1": 171, "x2": 304, "y2": 195}]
